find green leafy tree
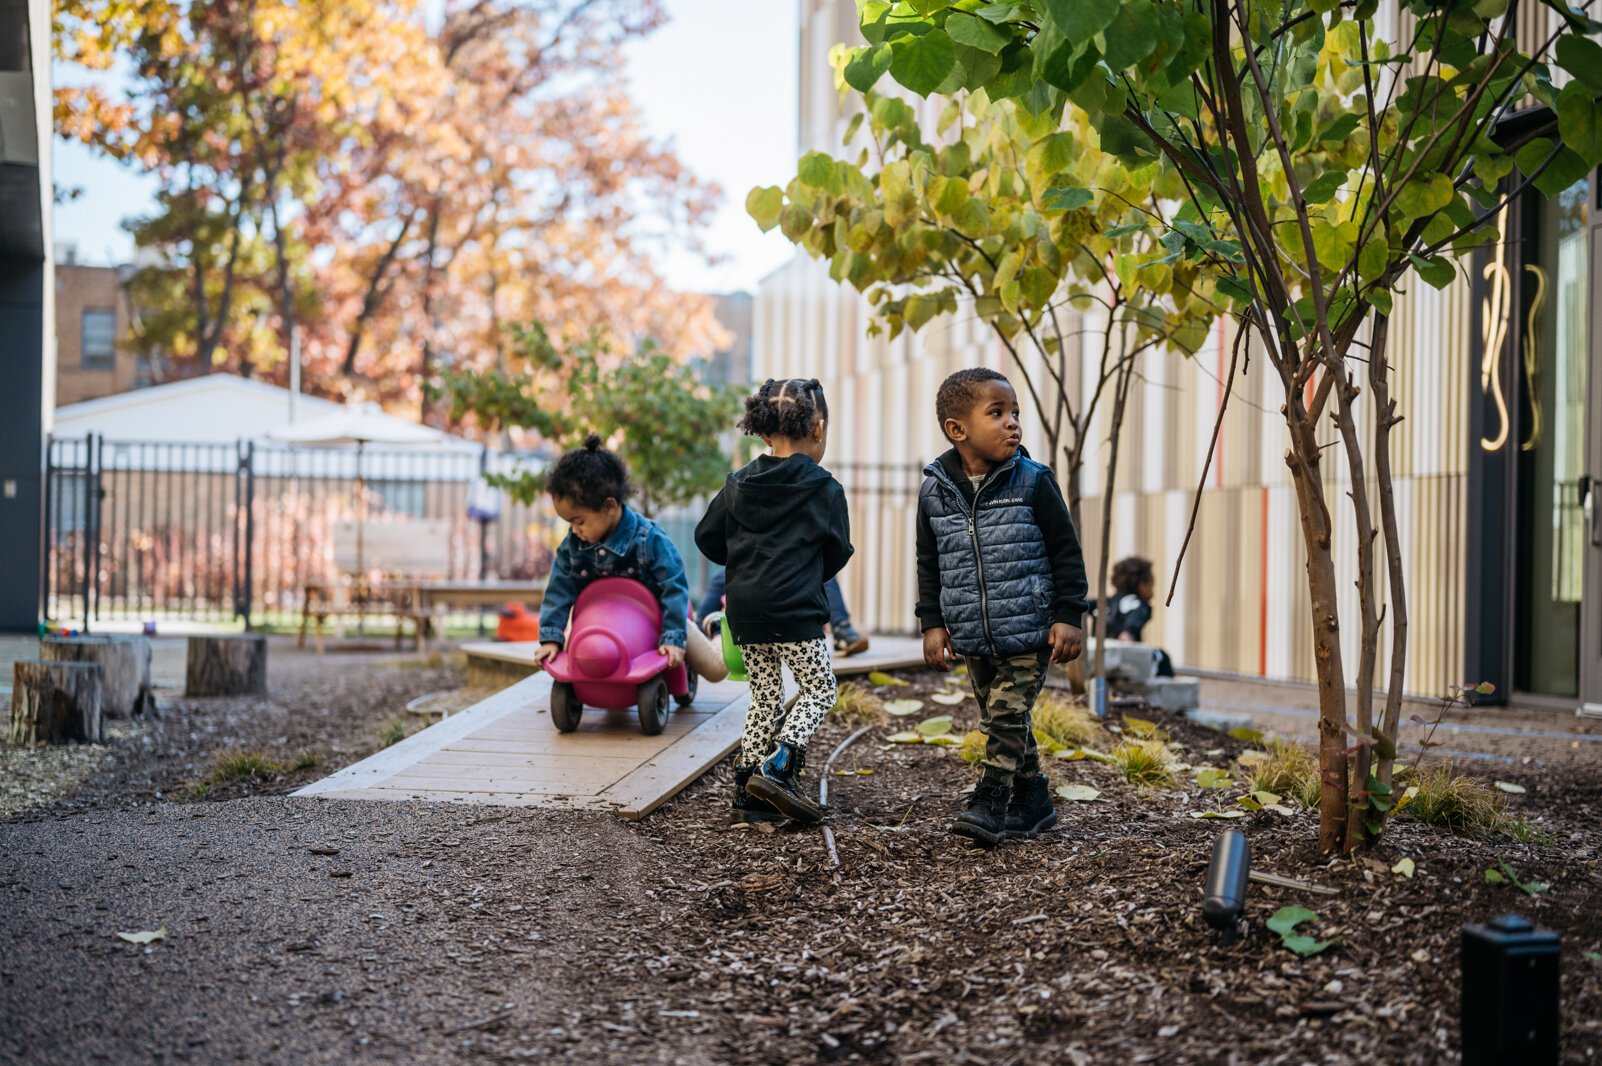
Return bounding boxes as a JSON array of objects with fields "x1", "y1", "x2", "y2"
[
  {"x1": 849, "y1": 0, "x2": 1601, "y2": 852},
  {"x1": 436, "y1": 324, "x2": 743, "y2": 516},
  {"x1": 750, "y1": 63, "x2": 1229, "y2": 681}
]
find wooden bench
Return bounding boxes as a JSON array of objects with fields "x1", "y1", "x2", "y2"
[
  {"x1": 300, "y1": 520, "x2": 451, "y2": 652},
  {"x1": 300, "y1": 522, "x2": 545, "y2": 652}
]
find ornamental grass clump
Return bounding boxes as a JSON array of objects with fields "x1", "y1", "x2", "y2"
[
  {"x1": 831, "y1": 681, "x2": 885, "y2": 726},
  {"x1": 1239, "y1": 738, "x2": 1321, "y2": 809},
  {"x1": 1032, "y1": 691, "x2": 1106, "y2": 750},
  {"x1": 1112, "y1": 739, "x2": 1174, "y2": 789},
  {"x1": 958, "y1": 729, "x2": 986, "y2": 765},
  {"x1": 208, "y1": 749, "x2": 282, "y2": 783},
  {"x1": 1399, "y1": 763, "x2": 1548, "y2": 842}
]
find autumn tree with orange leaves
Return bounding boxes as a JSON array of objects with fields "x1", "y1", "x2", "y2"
[{"x1": 55, "y1": 0, "x2": 725, "y2": 419}]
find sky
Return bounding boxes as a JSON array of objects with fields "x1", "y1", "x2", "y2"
[{"x1": 51, "y1": 0, "x2": 801, "y2": 295}]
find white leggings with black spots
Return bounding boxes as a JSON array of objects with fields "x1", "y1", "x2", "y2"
[{"x1": 737, "y1": 638, "x2": 838, "y2": 767}]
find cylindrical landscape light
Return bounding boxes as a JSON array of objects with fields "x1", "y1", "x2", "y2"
[{"x1": 1202, "y1": 829, "x2": 1250, "y2": 930}]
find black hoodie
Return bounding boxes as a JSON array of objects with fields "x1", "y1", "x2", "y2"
[{"x1": 695, "y1": 453, "x2": 853, "y2": 645}]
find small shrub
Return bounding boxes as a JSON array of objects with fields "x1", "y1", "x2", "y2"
[
  {"x1": 1112, "y1": 739, "x2": 1174, "y2": 788},
  {"x1": 1033, "y1": 691, "x2": 1105, "y2": 749},
  {"x1": 376, "y1": 719, "x2": 410, "y2": 749},
  {"x1": 1398, "y1": 763, "x2": 1549, "y2": 841},
  {"x1": 958, "y1": 729, "x2": 986, "y2": 765},
  {"x1": 209, "y1": 750, "x2": 282, "y2": 783},
  {"x1": 1239, "y1": 738, "x2": 1320, "y2": 808},
  {"x1": 831, "y1": 682, "x2": 885, "y2": 725}
]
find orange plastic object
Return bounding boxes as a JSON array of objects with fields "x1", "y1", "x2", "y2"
[{"x1": 495, "y1": 602, "x2": 541, "y2": 642}]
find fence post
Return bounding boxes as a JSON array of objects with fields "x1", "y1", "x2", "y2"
[
  {"x1": 40, "y1": 436, "x2": 52, "y2": 629},
  {"x1": 83, "y1": 434, "x2": 103, "y2": 634},
  {"x1": 237, "y1": 440, "x2": 256, "y2": 629}
]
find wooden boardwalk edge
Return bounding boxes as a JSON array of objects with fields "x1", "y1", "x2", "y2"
[{"x1": 599, "y1": 695, "x2": 748, "y2": 821}]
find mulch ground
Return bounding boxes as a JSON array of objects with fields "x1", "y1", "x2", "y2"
[{"x1": 2, "y1": 651, "x2": 1600, "y2": 1064}]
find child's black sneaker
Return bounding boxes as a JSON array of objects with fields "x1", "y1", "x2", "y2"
[
  {"x1": 730, "y1": 766, "x2": 786, "y2": 826},
  {"x1": 1004, "y1": 772, "x2": 1057, "y2": 839},
  {"x1": 746, "y1": 742, "x2": 821, "y2": 824},
  {"x1": 950, "y1": 769, "x2": 1010, "y2": 847}
]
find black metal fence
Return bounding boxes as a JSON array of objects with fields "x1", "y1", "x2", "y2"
[
  {"x1": 44, "y1": 438, "x2": 925, "y2": 636},
  {"x1": 45, "y1": 436, "x2": 558, "y2": 629}
]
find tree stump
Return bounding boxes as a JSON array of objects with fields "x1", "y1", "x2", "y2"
[
  {"x1": 185, "y1": 635, "x2": 268, "y2": 697},
  {"x1": 41, "y1": 635, "x2": 156, "y2": 718},
  {"x1": 9, "y1": 661, "x2": 104, "y2": 745}
]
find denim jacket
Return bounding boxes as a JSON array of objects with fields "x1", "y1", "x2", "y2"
[{"x1": 538, "y1": 506, "x2": 690, "y2": 649}]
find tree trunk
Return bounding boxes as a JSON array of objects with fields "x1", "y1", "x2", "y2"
[
  {"x1": 10, "y1": 661, "x2": 103, "y2": 745},
  {"x1": 41, "y1": 635, "x2": 155, "y2": 718},
  {"x1": 1369, "y1": 314, "x2": 1409, "y2": 801},
  {"x1": 1284, "y1": 414, "x2": 1350, "y2": 853},
  {"x1": 1092, "y1": 342, "x2": 1137, "y2": 684},
  {"x1": 185, "y1": 635, "x2": 268, "y2": 697}
]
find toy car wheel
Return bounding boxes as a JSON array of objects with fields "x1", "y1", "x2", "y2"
[
  {"x1": 637, "y1": 677, "x2": 670, "y2": 736},
  {"x1": 674, "y1": 669, "x2": 698, "y2": 708},
  {"x1": 550, "y1": 681, "x2": 583, "y2": 733}
]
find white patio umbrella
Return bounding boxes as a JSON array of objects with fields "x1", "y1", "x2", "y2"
[{"x1": 269, "y1": 402, "x2": 446, "y2": 580}]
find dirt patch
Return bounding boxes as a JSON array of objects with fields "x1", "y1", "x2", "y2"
[{"x1": 2, "y1": 662, "x2": 1599, "y2": 1064}]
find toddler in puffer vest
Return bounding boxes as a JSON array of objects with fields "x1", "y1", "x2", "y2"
[{"x1": 916, "y1": 368, "x2": 1089, "y2": 848}]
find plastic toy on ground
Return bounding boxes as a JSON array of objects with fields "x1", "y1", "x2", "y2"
[
  {"x1": 494, "y1": 602, "x2": 541, "y2": 643},
  {"x1": 542, "y1": 577, "x2": 697, "y2": 735}
]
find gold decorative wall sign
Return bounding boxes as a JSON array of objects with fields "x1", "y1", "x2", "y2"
[{"x1": 1480, "y1": 205, "x2": 1512, "y2": 452}]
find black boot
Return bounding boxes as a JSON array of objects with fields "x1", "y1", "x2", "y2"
[
  {"x1": 1005, "y1": 772, "x2": 1058, "y2": 840},
  {"x1": 746, "y1": 742, "x2": 821, "y2": 824},
  {"x1": 951, "y1": 769, "x2": 1011, "y2": 847},
  {"x1": 731, "y1": 767, "x2": 786, "y2": 826}
]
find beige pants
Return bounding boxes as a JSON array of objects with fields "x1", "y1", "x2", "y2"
[{"x1": 684, "y1": 623, "x2": 728, "y2": 682}]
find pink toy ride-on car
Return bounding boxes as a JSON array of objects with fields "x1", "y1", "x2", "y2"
[{"x1": 542, "y1": 577, "x2": 697, "y2": 735}]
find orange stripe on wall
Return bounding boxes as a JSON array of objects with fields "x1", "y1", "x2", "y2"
[{"x1": 1259, "y1": 484, "x2": 1269, "y2": 676}]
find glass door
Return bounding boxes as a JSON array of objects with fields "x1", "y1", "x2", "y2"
[{"x1": 1513, "y1": 176, "x2": 1589, "y2": 700}]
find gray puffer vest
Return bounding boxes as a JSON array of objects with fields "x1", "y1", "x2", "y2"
[{"x1": 919, "y1": 453, "x2": 1054, "y2": 657}]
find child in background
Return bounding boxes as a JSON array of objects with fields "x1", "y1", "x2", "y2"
[
  {"x1": 917, "y1": 368, "x2": 1089, "y2": 847},
  {"x1": 1098, "y1": 556, "x2": 1174, "y2": 677},
  {"x1": 534, "y1": 435, "x2": 717, "y2": 678},
  {"x1": 695, "y1": 378, "x2": 853, "y2": 826}
]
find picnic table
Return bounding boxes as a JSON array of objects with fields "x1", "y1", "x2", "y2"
[{"x1": 299, "y1": 579, "x2": 545, "y2": 653}]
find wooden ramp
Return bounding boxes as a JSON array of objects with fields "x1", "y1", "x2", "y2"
[
  {"x1": 293, "y1": 673, "x2": 747, "y2": 820},
  {"x1": 463, "y1": 634, "x2": 926, "y2": 689}
]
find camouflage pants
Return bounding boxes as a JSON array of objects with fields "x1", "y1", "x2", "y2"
[{"x1": 966, "y1": 649, "x2": 1051, "y2": 780}]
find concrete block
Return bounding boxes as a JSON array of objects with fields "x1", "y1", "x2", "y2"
[
  {"x1": 1145, "y1": 677, "x2": 1200, "y2": 713},
  {"x1": 1086, "y1": 638, "x2": 1156, "y2": 684}
]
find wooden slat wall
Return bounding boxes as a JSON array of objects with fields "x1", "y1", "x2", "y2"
[{"x1": 753, "y1": 0, "x2": 1473, "y2": 696}]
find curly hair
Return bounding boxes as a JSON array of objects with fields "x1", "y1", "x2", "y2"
[
  {"x1": 935, "y1": 367, "x2": 1010, "y2": 439},
  {"x1": 1111, "y1": 556, "x2": 1155, "y2": 597},
  {"x1": 737, "y1": 378, "x2": 829, "y2": 440},
  {"x1": 546, "y1": 433, "x2": 632, "y2": 510}
]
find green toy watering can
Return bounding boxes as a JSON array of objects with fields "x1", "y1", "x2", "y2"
[{"x1": 710, "y1": 612, "x2": 746, "y2": 682}]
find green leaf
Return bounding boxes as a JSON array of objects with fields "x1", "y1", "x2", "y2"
[
  {"x1": 1409, "y1": 252, "x2": 1456, "y2": 290},
  {"x1": 1189, "y1": 810, "x2": 1247, "y2": 819},
  {"x1": 1040, "y1": 0, "x2": 1119, "y2": 43},
  {"x1": 1368, "y1": 288, "x2": 1393, "y2": 315},
  {"x1": 1194, "y1": 767, "x2": 1232, "y2": 789},
  {"x1": 1055, "y1": 783, "x2": 1102, "y2": 802},
  {"x1": 1484, "y1": 867, "x2": 1507, "y2": 884},
  {"x1": 887, "y1": 730, "x2": 924, "y2": 744},
  {"x1": 1042, "y1": 185, "x2": 1094, "y2": 212},
  {"x1": 916, "y1": 714, "x2": 954, "y2": 737},
  {"x1": 844, "y1": 42, "x2": 894, "y2": 92},
  {"x1": 867, "y1": 671, "x2": 907, "y2": 687},
  {"x1": 1301, "y1": 170, "x2": 1348, "y2": 205},
  {"x1": 1392, "y1": 857, "x2": 1415, "y2": 878},
  {"x1": 883, "y1": 699, "x2": 924, "y2": 717},
  {"x1": 1557, "y1": 34, "x2": 1602, "y2": 91},
  {"x1": 1280, "y1": 934, "x2": 1335, "y2": 958},
  {"x1": 798, "y1": 151, "x2": 836, "y2": 189},
  {"x1": 1216, "y1": 276, "x2": 1254, "y2": 305},
  {"x1": 1494, "y1": 780, "x2": 1526, "y2": 794},
  {"x1": 1392, "y1": 173, "x2": 1454, "y2": 222},
  {"x1": 1267, "y1": 907, "x2": 1319, "y2": 937},
  {"x1": 1101, "y1": 1, "x2": 1158, "y2": 72},
  {"x1": 1558, "y1": 80, "x2": 1602, "y2": 167},
  {"x1": 116, "y1": 928, "x2": 167, "y2": 945},
  {"x1": 746, "y1": 186, "x2": 785, "y2": 231},
  {"x1": 946, "y1": 11, "x2": 1011, "y2": 54},
  {"x1": 890, "y1": 28, "x2": 958, "y2": 96},
  {"x1": 1318, "y1": 113, "x2": 1363, "y2": 144}
]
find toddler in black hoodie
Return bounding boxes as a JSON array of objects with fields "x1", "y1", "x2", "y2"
[{"x1": 695, "y1": 378, "x2": 853, "y2": 826}]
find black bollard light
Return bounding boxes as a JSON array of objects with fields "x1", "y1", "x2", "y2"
[
  {"x1": 1461, "y1": 914, "x2": 1560, "y2": 1066},
  {"x1": 1202, "y1": 829, "x2": 1250, "y2": 932}
]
